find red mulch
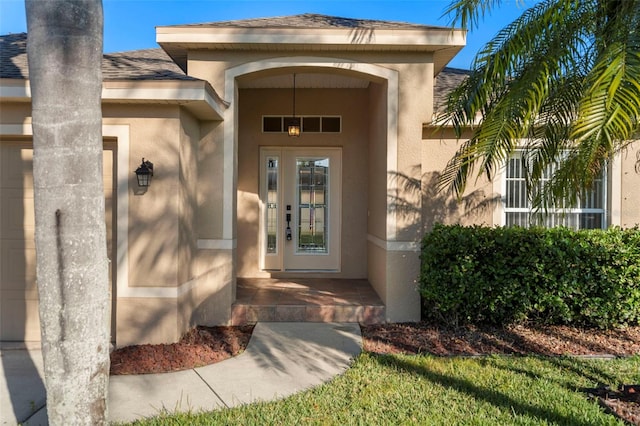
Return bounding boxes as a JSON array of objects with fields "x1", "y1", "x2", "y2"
[
  {"x1": 109, "y1": 322, "x2": 639, "y2": 424},
  {"x1": 360, "y1": 323, "x2": 640, "y2": 357},
  {"x1": 109, "y1": 325, "x2": 254, "y2": 375}
]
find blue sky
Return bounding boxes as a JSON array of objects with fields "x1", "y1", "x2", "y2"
[{"x1": 0, "y1": 0, "x2": 538, "y2": 69}]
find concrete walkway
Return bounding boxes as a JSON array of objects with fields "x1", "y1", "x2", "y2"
[{"x1": 0, "y1": 322, "x2": 362, "y2": 425}]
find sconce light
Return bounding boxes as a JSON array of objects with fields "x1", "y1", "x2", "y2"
[
  {"x1": 134, "y1": 158, "x2": 154, "y2": 187},
  {"x1": 288, "y1": 73, "x2": 301, "y2": 137}
]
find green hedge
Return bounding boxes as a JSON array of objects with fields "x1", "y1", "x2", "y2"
[{"x1": 419, "y1": 224, "x2": 640, "y2": 328}]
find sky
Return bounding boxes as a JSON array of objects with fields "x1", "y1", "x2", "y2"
[{"x1": 0, "y1": 0, "x2": 538, "y2": 70}]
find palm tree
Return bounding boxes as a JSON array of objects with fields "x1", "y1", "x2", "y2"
[
  {"x1": 26, "y1": 0, "x2": 110, "y2": 424},
  {"x1": 438, "y1": 0, "x2": 640, "y2": 210}
]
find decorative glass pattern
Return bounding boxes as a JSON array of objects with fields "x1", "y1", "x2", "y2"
[
  {"x1": 266, "y1": 157, "x2": 278, "y2": 253},
  {"x1": 296, "y1": 158, "x2": 329, "y2": 253}
]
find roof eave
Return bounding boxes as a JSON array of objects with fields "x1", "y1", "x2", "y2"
[
  {"x1": 157, "y1": 27, "x2": 466, "y2": 73},
  {"x1": 156, "y1": 26, "x2": 466, "y2": 45},
  {"x1": 0, "y1": 78, "x2": 30, "y2": 101},
  {"x1": 0, "y1": 79, "x2": 226, "y2": 121},
  {"x1": 102, "y1": 80, "x2": 226, "y2": 120}
]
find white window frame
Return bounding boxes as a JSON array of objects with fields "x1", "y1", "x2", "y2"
[
  {"x1": 261, "y1": 115, "x2": 342, "y2": 134},
  {"x1": 494, "y1": 149, "x2": 620, "y2": 229}
]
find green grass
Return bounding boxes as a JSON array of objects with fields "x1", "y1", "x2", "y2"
[{"x1": 128, "y1": 354, "x2": 639, "y2": 425}]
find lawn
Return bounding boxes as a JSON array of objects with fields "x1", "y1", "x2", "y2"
[{"x1": 126, "y1": 353, "x2": 639, "y2": 425}]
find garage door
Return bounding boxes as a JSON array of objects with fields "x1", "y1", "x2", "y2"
[{"x1": 0, "y1": 141, "x2": 115, "y2": 341}]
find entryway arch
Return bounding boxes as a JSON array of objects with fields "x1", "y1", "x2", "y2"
[{"x1": 222, "y1": 57, "x2": 399, "y2": 246}]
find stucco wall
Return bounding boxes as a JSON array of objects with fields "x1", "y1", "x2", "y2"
[
  {"x1": 367, "y1": 81, "x2": 389, "y2": 301},
  {"x1": 394, "y1": 62, "x2": 433, "y2": 242},
  {"x1": 620, "y1": 141, "x2": 640, "y2": 228},
  {"x1": 116, "y1": 297, "x2": 180, "y2": 346},
  {"x1": 367, "y1": 81, "x2": 388, "y2": 242},
  {"x1": 421, "y1": 127, "x2": 497, "y2": 230},
  {"x1": 197, "y1": 121, "x2": 225, "y2": 239},
  {"x1": 187, "y1": 50, "x2": 433, "y2": 89},
  {"x1": 102, "y1": 106, "x2": 184, "y2": 289},
  {"x1": 178, "y1": 109, "x2": 199, "y2": 285}
]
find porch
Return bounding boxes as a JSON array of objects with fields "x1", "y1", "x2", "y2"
[{"x1": 231, "y1": 278, "x2": 385, "y2": 325}]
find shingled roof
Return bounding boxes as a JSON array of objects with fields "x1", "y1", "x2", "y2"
[
  {"x1": 434, "y1": 67, "x2": 470, "y2": 111},
  {"x1": 164, "y1": 13, "x2": 445, "y2": 30},
  {"x1": 0, "y1": 32, "x2": 197, "y2": 81},
  {"x1": 164, "y1": 13, "x2": 447, "y2": 31},
  {"x1": 1, "y1": 28, "x2": 469, "y2": 105}
]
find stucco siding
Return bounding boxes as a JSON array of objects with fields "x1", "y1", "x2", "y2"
[
  {"x1": 116, "y1": 297, "x2": 180, "y2": 346},
  {"x1": 367, "y1": 81, "x2": 388, "y2": 241},
  {"x1": 107, "y1": 114, "x2": 181, "y2": 288},
  {"x1": 395, "y1": 62, "x2": 433, "y2": 241},
  {"x1": 197, "y1": 121, "x2": 225, "y2": 239},
  {"x1": 620, "y1": 140, "x2": 640, "y2": 228},
  {"x1": 385, "y1": 249, "x2": 420, "y2": 322},
  {"x1": 188, "y1": 249, "x2": 235, "y2": 326},
  {"x1": 367, "y1": 240, "x2": 387, "y2": 305},
  {"x1": 421, "y1": 128, "x2": 496, "y2": 230},
  {"x1": 178, "y1": 109, "x2": 199, "y2": 285}
]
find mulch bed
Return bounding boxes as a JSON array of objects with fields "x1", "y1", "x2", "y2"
[
  {"x1": 360, "y1": 323, "x2": 640, "y2": 357},
  {"x1": 109, "y1": 325, "x2": 254, "y2": 375},
  {"x1": 109, "y1": 322, "x2": 639, "y2": 424}
]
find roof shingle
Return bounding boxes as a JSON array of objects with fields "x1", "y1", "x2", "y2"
[
  {"x1": 434, "y1": 67, "x2": 470, "y2": 111},
  {"x1": 163, "y1": 13, "x2": 447, "y2": 31},
  {"x1": 0, "y1": 32, "x2": 197, "y2": 81}
]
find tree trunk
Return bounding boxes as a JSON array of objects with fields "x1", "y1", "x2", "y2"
[{"x1": 25, "y1": 1, "x2": 110, "y2": 424}]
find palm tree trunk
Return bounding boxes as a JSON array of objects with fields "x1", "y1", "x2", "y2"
[{"x1": 26, "y1": 0, "x2": 110, "y2": 424}]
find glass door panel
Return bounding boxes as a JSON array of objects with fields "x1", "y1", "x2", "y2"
[
  {"x1": 260, "y1": 151, "x2": 281, "y2": 271},
  {"x1": 296, "y1": 158, "x2": 329, "y2": 253},
  {"x1": 266, "y1": 157, "x2": 278, "y2": 254}
]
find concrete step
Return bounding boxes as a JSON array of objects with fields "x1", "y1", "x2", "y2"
[{"x1": 231, "y1": 303, "x2": 385, "y2": 325}]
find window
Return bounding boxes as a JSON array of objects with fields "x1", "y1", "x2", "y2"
[
  {"x1": 263, "y1": 116, "x2": 283, "y2": 132},
  {"x1": 262, "y1": 116, "x2": 341, "y2": 133},
  {"x1": 504, "y1": 152, "x2": 607, "y2": 229}
]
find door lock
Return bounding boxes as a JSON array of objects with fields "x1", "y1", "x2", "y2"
[{"x1": 286, "y1": 205, "x2": 292, "y2": 241}]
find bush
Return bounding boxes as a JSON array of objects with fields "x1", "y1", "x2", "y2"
[{"x1": 419, "y1": 224, "x2": 640, "y2": 328}]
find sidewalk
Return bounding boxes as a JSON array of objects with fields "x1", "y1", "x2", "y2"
[{"x1": 0, "y1": 322, "x2": 362, "y2": 425}]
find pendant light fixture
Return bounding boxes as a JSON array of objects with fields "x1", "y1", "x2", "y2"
[{"x1": 288, "y1": 73, "x2": 301, "y2": 137}]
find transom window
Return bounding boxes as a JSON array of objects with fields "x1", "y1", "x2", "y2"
[
  {"x1": 504, "y1": 152, "x2": 607, "y2": 229},
  {"x1": 262, "y1": 116, "x2": 341, "y2": 133}
]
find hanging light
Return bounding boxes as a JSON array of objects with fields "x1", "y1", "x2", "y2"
[
  {"x1": 288, "y1": 73, "x2": 301, "y2": 137},
  {"x1": 134, "y1": 158, "x2": 154, "y2": 187}
]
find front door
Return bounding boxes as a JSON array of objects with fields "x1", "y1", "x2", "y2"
[{"x1": 260, "y1": 147, "x2": 341, "y2": 272}]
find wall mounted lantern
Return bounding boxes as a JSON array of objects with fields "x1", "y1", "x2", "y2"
[
  {"x1": 288, "y1": 73, "x2": 301, "y2": 137},
  {"x1": 134, "y1": 158, "x2": 154, "y2": 187}
]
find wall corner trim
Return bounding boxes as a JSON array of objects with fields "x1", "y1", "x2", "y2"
[
  {"x1": 197, "y1": 238, "x2": 237, "y2": 250},
  {"x1": 367, "y1": 234, "x2": 420, "y2": 252}
]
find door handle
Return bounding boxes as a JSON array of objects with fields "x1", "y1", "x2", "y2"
[{"x1": 286, "y1": 207, "x2": 292, "y2": 241}]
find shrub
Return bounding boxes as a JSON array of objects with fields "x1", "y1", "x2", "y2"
[{"x1": 419, "y1": 224, "x2": 640, "y2": 328}]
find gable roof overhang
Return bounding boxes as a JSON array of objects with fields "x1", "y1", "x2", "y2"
[
  {"x1": 0, "y1": 78, "x2": 226, "y2": 121},
  {"x1": 157, "y1": 14, "x2": 466, "y2": 74},
  {"x1": 0, "y1": 33, "x2": 226, "y2": 120}
]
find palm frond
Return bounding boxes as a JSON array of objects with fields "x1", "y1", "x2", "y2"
[
  {"x1": 438, "y1": 0, "x2": 640, "y2": 209},
  {"x1": 442, "y1": 0, "x2": 506, "y2": 30}
]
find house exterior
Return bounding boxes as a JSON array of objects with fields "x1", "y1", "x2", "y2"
[{"x1": 1, "y1": 14, "x2": 638, "y2": 347}]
